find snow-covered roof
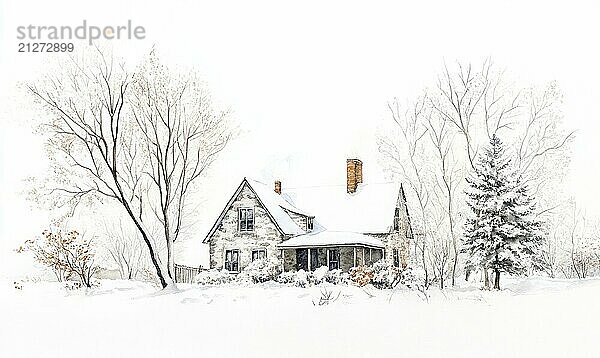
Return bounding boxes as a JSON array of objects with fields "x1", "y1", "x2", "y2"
[
  {"x1": 248, "y1": 179, "x2": 312, "y2": 217},
  {"x1": 204, "y1": 177, "x2": 404, "y2": 243},
  {"x1": 282, "y1": 182, "x2": 401, "y2": 233},
  {"x1": 278, "y1": 230, "x2": 385, "y2": 249},
  {"x1": 246, "y1": 179, "x2": 308, "y2": 236}
]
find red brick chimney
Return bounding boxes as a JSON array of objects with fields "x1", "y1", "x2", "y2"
[
  {"x1": 274, "y1": 180, "x2": 281, "y2": 194},
  {"x1": 346, "y1": 159, "x2": 363, "y2": 193}
]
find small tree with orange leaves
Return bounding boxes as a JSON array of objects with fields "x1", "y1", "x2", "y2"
[{"x1": 21, "y1": 229, "x2": 99, "y2": 287}]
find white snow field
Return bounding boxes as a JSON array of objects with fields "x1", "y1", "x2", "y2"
[{"x1": 1, "y1": 277, "x2": 599, "y2": 358}]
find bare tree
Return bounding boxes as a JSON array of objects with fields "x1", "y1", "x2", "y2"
[
  {"x1": 129, "y1": 50, "x2": 232, "y2": 282},
  {"x1": 540, "y1": 229, "x2": 560, "y2": 278},
  {"x1": 380, "y1": 59, "x2": 574, "y2": 288},
  {"x1": 427, "y1": 208, "x2": 451, "y2": 289},
  {"x1": 427, "y1": 114, "x2": 462, "y2": 286},
  {"x1": 102, "y1": 219, "x2": 145, "y2": 280},
  {"x1": 379, "y1": 95, "x2": 433, "y2": 288},
  {"x1": 27, "y1": 47, "x2": 233, "y2": 289}
]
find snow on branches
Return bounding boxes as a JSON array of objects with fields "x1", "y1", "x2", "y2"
[{"x1": 463, "y1": 135, "x2": 545, "y2": 289}]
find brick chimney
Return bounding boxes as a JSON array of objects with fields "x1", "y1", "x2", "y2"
[
  {"x1": 274, "y1": 180, "x2": 281, "y2": 194},
  {"x1": 346, "y1": 159, "x2": 363, "y2": 193}
]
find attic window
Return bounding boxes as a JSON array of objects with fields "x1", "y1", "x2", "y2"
[
  {"x1": 238, "y1": 208, "x2": 254, "y2": 232},
  {"x1": 393, "y1": 207, "x2": 400, "y2": 231},
  {"x1": 306, "y1": 217, "x2": 314, "y2": 231}
]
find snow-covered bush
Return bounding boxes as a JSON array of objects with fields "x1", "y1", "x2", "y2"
[
  {"x1": 275, "y1": 267, "x2": 350, "y2": 287},
  {"x1": 350, "y1": 266, "x2": 375, "y2": 287},
  {"x1": 276, "y1": 269, "x2": 310, "y2": 287},
  {"x1": 240, "y1": 257, "x2": 282, "y2": 283},
  {"x1": 346, "y1": 260, "x2": 419, "y2": 290},
  {"x1": 370, "y1": 260, "x2": 401, "y2": 289},
  {"x1": 194, "y1": 269, "x2": 237, "y2": 285},
  {"x1": 324, "y1": 269, "x2": 349, "y2": 285},
  {"x1": 275, "y1": 271, "x2": 298, "y2": 285},
  {"x1": 397, "y1": 267, "x2": 421, "y2": 290},
  {"x1": 312, "y1": 266, "x2": 329, "y2": 284}
]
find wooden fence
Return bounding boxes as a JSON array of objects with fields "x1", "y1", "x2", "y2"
[{"x1": 174, "y1": 264, "x2": 204, "y2": 284}]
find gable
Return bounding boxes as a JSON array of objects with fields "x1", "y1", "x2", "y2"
[{"x1": 203, "y1": 179, "x2": 305, "y2": 242}]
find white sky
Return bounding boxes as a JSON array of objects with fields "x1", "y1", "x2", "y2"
[{"x1": 1, "y1": 0, "x2": 600, "y2": 259}]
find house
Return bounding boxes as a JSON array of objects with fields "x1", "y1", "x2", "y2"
[{"x1": 203, "y1": 159, "x2": 413, "y2": 273}]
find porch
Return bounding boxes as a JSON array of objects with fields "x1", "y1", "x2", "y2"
[
  {"x1": 282, "y1": 246, "x2": 383, "y2": 272},
  {"x1": 278, "y1": 231, "x2": 385, "y2": 272}
]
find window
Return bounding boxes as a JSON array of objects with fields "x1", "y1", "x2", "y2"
[
  {"x1": 238, "y1": 208, "x2": 254, "y2": 232},
  {"x1": 393, "y1": 207, "x2": 400, "y2": 231},
  {"x1": 328, "y1": 249, "x2": 340, "y2": 270},
  {"x1": 306, "y1": 217, "x2": 314, "y2": 231},
  {"x1": 393, "y1": 248, "x2": 400, "y2": 268},
  {"x1": 225, "y1": 249, "x2": 240, "y2": 272},
  {"x1": 251, "y1": 249, "x2": 266, "y2": 261}
]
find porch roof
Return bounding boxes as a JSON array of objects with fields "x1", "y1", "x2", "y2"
[{"x1": 278, "y1": 230, "x2": 385, "y2": 249}]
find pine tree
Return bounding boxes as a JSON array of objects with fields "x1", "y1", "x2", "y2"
[{"x1": 463, "y1": 135, "x2": 544, "y2": 289}]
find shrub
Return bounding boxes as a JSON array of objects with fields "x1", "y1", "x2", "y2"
[
  {"x1": 275, "y1": 268, "x2": 350, "y2": 287},
  {"x1": 372, "y1": 260, "x2": 421, "y2": 289},
  {"x1": 241, "y1": 257, "x2": 282, "y2": 283},
  {"x1": 276, "y1": 269, "x2": 310, "y2": 287},
  {"x1": 312, "y1": 266, "x2": 329, "y2": 284},
  {"x1": 370, "y1": 260, "x2": 401, "y2": 289},
  {"x1": 324, "y1": 269, "x2": 349, "y2": 285},
  {"x1": 350, "y1": 266, "x2": 375, "y2": 287},
  {"x1": 194, "y1": 269, "x2": 237, "y2": 285},
  {"x1": 20, "y1": 229, "x2": 99, "y2": 288},
  {"x1": 346, "y1": 260, "x2": 419, "y2": 289}
]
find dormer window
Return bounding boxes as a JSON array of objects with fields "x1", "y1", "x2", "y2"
[
  {"x1": 238, "y1": 207, "x2": 254, "y2": 232},
  {"x1": 393, "y1": 207, "x2": 400, "y2": 231},
  {"x1": 306, "y1": 217, "x2": 314, "y2": 231}
]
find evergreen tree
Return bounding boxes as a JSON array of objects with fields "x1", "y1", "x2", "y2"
[{"x1": 463, "y1": 135, "x2": 544, "y2": 289}]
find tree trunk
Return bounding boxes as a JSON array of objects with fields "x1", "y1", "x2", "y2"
[
  {"x1": 494, "y1": 269, "x2": 501, "y2": 290},
  {"x1": 422, "y1": 245, "x2": 429, "y2": 288},
  {"x1": 166, "y1": 236, "x2": 175, "y2": 282},
  {"x1": 484, "y1": 268, "x2": 490, "y2": 289},
  {"x1": 451, "y1": 247, "x2": 458, "y2": 286}
]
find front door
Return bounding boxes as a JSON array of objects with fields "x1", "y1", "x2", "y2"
[
  {"x1": 296, "y1": 248, "x2": 308, "y2": 271},
  {"x1": 310, "y1": 249, "x2": 319, "y2": 270},
  {"x1": 328, "y1": 248, "x2": 340, "y2": 270}
]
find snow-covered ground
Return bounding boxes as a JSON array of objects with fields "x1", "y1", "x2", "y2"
[{"x1": 1, "y1": 277, "x2": 599, "y2": 357}]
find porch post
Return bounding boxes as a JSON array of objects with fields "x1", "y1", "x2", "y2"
[
  {"x1": 353, "y1": 247, "x2": 357, "y2": 267},
  {"x1": 326, "y1": 249, "x2": 330, "y2": 270},
  {"x1": 363, "y1": 247, "x2": 366, "y2": 265},
  {"x1": 369, "y1": 248, "x2": 372, "y2": 263},
  {"x1": 281, "y1": 249, "x2": 285, "y2": 272},
  {"x1": 307, "y1": 248, "x2": 312, "y2": 271}
]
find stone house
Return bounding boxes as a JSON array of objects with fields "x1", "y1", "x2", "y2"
[{"x1": 202, "y1": 159, "x2": 413, "y2": 273}]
